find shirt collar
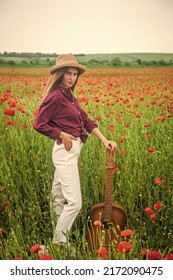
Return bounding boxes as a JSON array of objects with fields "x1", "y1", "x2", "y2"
[{"x1": 57, "y1": 85, "x2": 74, "y2": 102}]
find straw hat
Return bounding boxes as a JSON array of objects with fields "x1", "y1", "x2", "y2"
[{"x1": 49, "y1": 54, "x2": 86, "y2": 75}]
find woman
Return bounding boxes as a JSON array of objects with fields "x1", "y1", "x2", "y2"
[{"x1": 32, "y1": 54, "x2": 117, "y2": 246}]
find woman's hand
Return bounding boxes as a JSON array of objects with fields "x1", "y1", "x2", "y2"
[
  {"x1": 103, "y1": 139, "x2": 117, "y2": 151},
  {"x1": 59, "y1": 132, "x2": 77, "y2": 151},
  {"x1": 91, "y1": 128, "x2": 117, "y2": 151}
]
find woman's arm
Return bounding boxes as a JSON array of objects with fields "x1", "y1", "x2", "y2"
[
  {"x1": 91, "y1": 127, "x2": 117, "y2": 151},
  {"x1": 32, "y1": 93, "x2": 61, "y2": 140}
]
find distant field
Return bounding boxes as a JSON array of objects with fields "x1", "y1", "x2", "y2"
[
  {"x1": 0, "y1": 53, "x2": 173, "y2": 68},
  {"x1": 77, "y1": 53, "x2": 173, "y2": 63}
]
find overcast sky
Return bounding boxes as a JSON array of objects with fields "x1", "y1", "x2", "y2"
[{"x1": 0, "y1": 0, "x2": 173, "y2": 54}]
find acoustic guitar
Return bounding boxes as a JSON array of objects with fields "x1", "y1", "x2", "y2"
[{"x1": 86, "y1": 149, "x2": 126, "y2": 250}]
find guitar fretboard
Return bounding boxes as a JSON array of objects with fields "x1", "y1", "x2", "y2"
[{"x1": 104, "y1": 153, "x2": 114, "y2": 221}]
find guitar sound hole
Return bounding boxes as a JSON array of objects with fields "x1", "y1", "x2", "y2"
[{"x1": 103, "y1": 220, "x2": 113, "y2": 229}]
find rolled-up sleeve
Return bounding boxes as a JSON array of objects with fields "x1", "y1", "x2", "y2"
[
  {"x1": 32, "y1": 94, "x2": 62, "y2": 140},
  {"x1": 81, "y1": 110, "x2": 97, "y2": 132}
]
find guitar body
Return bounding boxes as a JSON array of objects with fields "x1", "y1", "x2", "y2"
[
  {"x1": 86, "y1": 202, "x2": 126, "y2": 249},
  {"x1": 86, "y1": 149, "x2": 126, "y2": 250}
]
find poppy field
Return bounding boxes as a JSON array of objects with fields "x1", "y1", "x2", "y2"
[{"x1": 0, "y1": 67, "x2": 173, "y2": 260}]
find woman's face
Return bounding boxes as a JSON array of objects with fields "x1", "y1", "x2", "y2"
[{"x1": 60, "y1": 67, "x2": 78, "y2": 88}]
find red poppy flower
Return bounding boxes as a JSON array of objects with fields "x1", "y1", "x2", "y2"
[
  {"x1": 144, "y1": 122, "x2": 151, "y2": 127},
  {"x1": 147, "y1": 147, "x2": 154, "y2": 153},
  {"x1": 149, "y1": 251, "x2": 161, "y2": 260},
  {"x1": 4, "y1": 109, "x2": 15, "y2": 116},
  {"x1": 133, "y1": 102, "x2": 138, "y2": 107},
  {"x1": 155, "y1": 177, "x2": 163, "y2": 186},
  {"x1": 95, "y1": 116, "x2": 101, "y2": 121},
  {"x1": 166, "y1": 113, "x2": 171, "y2": 118},
  {"x1": 144, "y1": 207, "x2": 156, "y2": 223},
  {"x1": 145, "y1": 132, "x2": 152, "y2": 138},
  {"x1": 109, "y1": 124, "x2": 115, "y2": 132},
  {"x1": 167, "y1": 104, "x2": 173, "y2": 113},
  {"x1": 97, "y1": 247, "x2": 107, "y2": 255},
  {"x1": 17, "y1": 105, "x2": 25, "y2": 113},
  {"x1": 158, "y1": 102, "x2": 163, "y2": 107},
  {"x1": 6, "y1": 200, "x2": 10, "y2": 205},
  {"x1": 144, "y1": 207, "x2": 154, "y2": 215},
  {"x1": 153, "y1": 203, "x2": 162, "y2": 210},
  {"x1": 5, "y1": 120, "x2": 15, "y2": 126},
  {"x1": 135, "y1": 113, "x2": 142, "y2": 118},
  {"x1": 140, "y1": 97, "x2": 144, "y2": 101},
  {"x1": 12, "y1": 257, "x2": 23, "y2": 260},
  {"x1": 151, "y1": 100, "x2": 157, "y2": 105},
  {"x1": 22, "y1": 124, "x2": 28, "y2": 130},
  {"x1": 155, "y1": 115, "x2": 165, "y2": 122},
  {"x1": 117, "y1": 241, "x2": 132, "y2": 253},
  {"x1": 165, "y1": 254, "x2": 173, "y2": 260},
  {"x1": 39, "y1": 253, "x2": 53, "y2": 260},
  {"x1": 125, "y1": 123, "x2": 130, "y2": 127},
  {"x1": 33, "y1": 108, "x2": 39, "y2": 116},
  {"x1": 149, "y1": 212, "x2": 156, "y2": 220},
  {"x1": 8, "y1": 101, "x2": 17, "y2": 107},
  {"x1": 97, "y1": 247, "x2": 109, "y2": 259},
  {"x1": 1, "y1": 93, "x2": 10, "y2": 103},
  {"x1": 120, "y1": 229, "x2": 133, "y2": 237},
  {"x1": 119, "y1": 137, "x2": 124, "y2": 142},
  {"x1": 113, "y1": 165, "x2": 119, "y2": 172},
  {"x1": 30, "y1": 244, "x2": 41, "y2": 254},
  {"x1": 102, "y1": 253, "x2": 109, "y2": 260},
  {"x1": 141, "y1": 248, "x2": 150, "y2": 256}
]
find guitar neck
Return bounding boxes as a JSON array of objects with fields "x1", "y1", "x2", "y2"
[
  {"x1": 104, "y1": 168, "x2": 113, "y2": 204},
  {"x1": 104, "y1": 152, "x2": 114, "y2": 221}
]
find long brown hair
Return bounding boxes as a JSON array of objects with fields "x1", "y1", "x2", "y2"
[{"x1": 42, "y1": 67, "x2": 79, "y2": 101}]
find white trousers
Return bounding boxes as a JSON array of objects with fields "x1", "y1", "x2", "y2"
[{"x1": 51, "y1": 138, "x2": 83, "y2": 244}]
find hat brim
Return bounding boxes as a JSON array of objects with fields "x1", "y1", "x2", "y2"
[{"x1": 49, "y1": 63, "x2": 86, "y2": 75}]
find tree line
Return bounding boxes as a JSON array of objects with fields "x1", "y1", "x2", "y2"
[{"x1": 0, "y1": 52, "x2": 85, "y2": 58}]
